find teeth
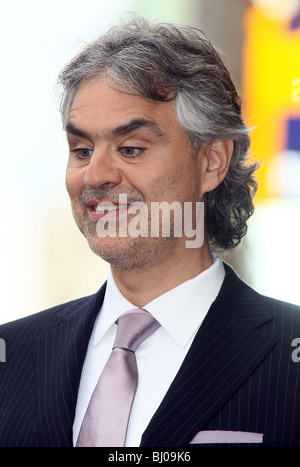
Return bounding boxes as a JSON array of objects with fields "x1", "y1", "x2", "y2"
[{"x1": 96, "y1": 204, "x2": 128, "y2": 212}]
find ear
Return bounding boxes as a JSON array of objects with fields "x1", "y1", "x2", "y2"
[{"x1": 200, "y1": 139, "x2": 233, "y2": 194}]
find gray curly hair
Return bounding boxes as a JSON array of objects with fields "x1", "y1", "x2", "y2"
[{"x1": 58, "y1": 16, "x2": 259, "y2": 250}]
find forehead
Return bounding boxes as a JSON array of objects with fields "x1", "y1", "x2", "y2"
[{"x1": 68, "y1": 77, "x2": 180, "y2": 135}]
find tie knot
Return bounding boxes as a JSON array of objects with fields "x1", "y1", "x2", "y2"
[{"x1": 113, "y1": 308, "x2": 160, "y2": 352}]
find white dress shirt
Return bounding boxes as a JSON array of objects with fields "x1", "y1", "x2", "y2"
[{"x1": 73, "y1": 250, "x2": 225, "y2": 446}]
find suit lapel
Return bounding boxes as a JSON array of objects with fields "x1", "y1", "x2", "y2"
[
  {"x1": 33, "y1": 264, "x2": 277, "y2": 447},
  {"x1": 141, "y1": 265, "x2": 276, "y2": 447},
  {"x1": 35, "y1": 284, "x2": 106, "y2": 446}
]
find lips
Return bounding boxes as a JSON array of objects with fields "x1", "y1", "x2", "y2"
[{"x1": 86, "y1": 199, "x2": 130, "y2": 221}]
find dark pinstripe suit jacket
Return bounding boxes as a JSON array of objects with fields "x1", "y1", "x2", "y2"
[{"x1": 1, "y1": 263, "x2": 300, "y2": 447}]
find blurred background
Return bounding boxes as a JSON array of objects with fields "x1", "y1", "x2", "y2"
[{"x1": 0, "y1": 0, "x2": 299, "y2": 324}]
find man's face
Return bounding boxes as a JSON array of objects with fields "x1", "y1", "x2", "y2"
[{"x1": 65, "y1": 77, "x2": 207, "y2": 270}]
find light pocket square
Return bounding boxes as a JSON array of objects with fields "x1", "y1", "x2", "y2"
[{"x1": 190, "y1": 430, "x2": 263, "y2": 444}]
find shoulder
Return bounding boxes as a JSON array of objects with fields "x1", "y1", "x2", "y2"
[
  {"x1": 0, "y1": 284, "x2": 106, "y2": 340},
  {"x1": 222, "y1": 261, "x2": 300, "y2": 328},
  {"x1": 261, "y1": 293, "x2": 300, "y2": 334}
]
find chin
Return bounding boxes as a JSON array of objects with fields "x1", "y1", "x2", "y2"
[
  {"x1": 86, "y1": 235, "x2": 138, "y2": 267},
  {"x1": 86, "y1": 235, "x2": 168, "y2": 271}
]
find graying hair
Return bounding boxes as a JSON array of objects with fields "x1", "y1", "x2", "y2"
[{"x1": 58, "y1": 16, "x2": 259, "y2": 250}]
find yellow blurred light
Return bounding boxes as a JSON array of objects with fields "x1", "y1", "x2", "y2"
[
  {"x1": 243, "y1": 4, "x2": 300, "y2": 199},
  {"x1": 250, "y1": 0, "x2": 300, "y2": 21}
]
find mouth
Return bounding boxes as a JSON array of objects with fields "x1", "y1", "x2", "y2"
[{"x1": 86, "y1": 199, "x2": 131, "y2": 221}]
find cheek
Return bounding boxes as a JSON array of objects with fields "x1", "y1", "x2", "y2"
[
  {"x1": 151, "y1": 160, "x2": 199, "y2": 202},
  {"x1": 65, "y1": 169, "x2": 83, "y2": 200}
]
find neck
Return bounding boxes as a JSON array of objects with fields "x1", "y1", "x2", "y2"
[{"x1": 110, "y1": 241, "x2": 213, "y2": 307}]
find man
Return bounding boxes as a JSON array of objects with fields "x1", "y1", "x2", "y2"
[{"x1": 0, "y1": 16, "x2": 300, "y2": 448}]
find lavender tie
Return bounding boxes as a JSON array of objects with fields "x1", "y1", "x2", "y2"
[{"x1": 76, "y1": 308, "x2": 160, "y2": 447}]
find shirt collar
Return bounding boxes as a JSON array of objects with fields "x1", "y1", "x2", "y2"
[{"x1": 94, "y1": 250, "x2": 225, "y2": 349}]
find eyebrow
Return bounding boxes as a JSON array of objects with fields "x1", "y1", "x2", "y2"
[
  {"x1": 66, "y1": 122, "x2": 91, "y2": 140},
  {"x1": 66, "y1": 118, "x2": 166, "y2": 141},
  {"x1": 111, "y1": 118, "x2": 165, "y2": 139}
]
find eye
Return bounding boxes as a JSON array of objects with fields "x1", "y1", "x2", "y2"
[
  {"x1": 72, "y1": 148, "x2": 94, "y2": 159},
  {"x1": 119, "y1": 146, "x2": 145, "y2": 158}
]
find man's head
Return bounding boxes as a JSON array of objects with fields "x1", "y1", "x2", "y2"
[{"x1": 59, "y1": 16, "x2": 258, "y2": 267}]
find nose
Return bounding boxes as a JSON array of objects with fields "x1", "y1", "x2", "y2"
[{"x1": 83, "y1": 147, "x2": 122, "y2": 188}]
